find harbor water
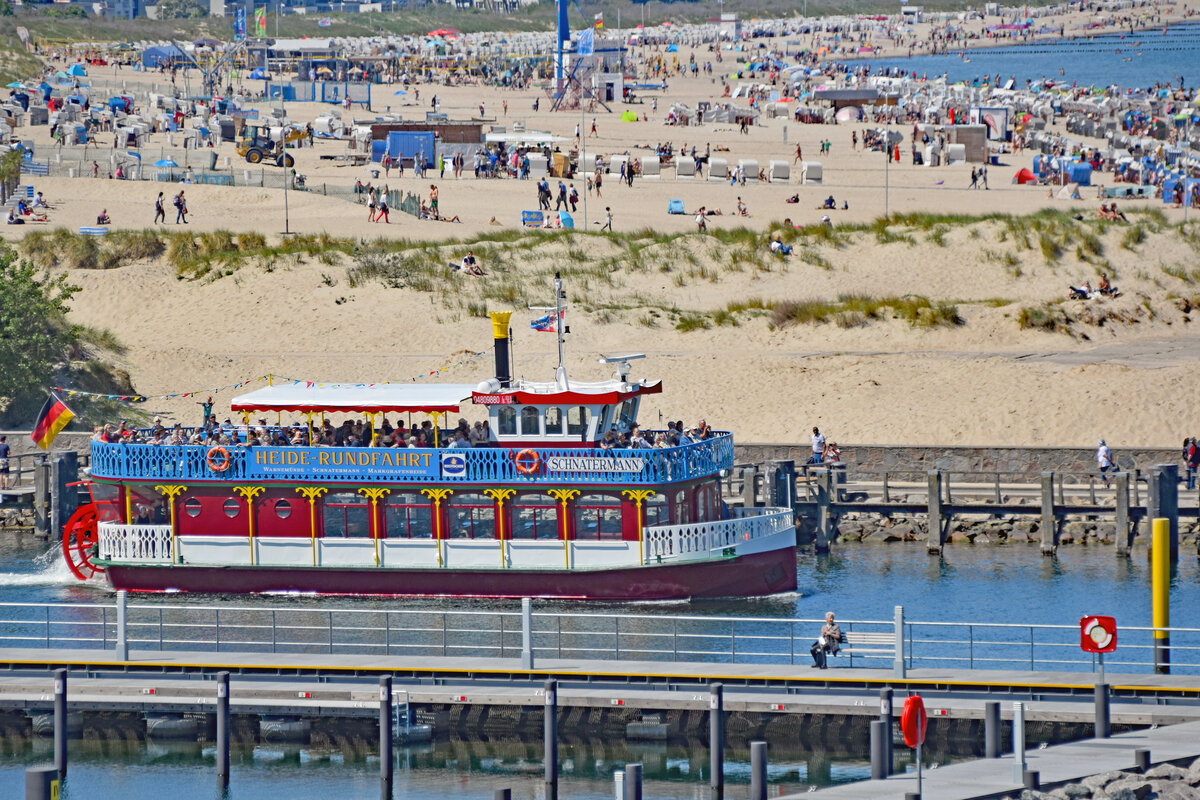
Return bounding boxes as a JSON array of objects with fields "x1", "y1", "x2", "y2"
[{"x1": 843, "y1": 22, "x2": 1200, "y2": 89}]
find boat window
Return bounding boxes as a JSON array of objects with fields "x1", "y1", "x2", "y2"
[
  {"x1": 384, "y1": 493, "x2": 434, "y2": 539},
  {"x1": 222, "y1": 498, "x2": 241, "y2": 519},
  {"x1": 520, "y1": 406, "x2": 540, "y2": 436},
  {"x1": 183, "y1": 498, "x2": 202, "y2": 519},
  {"x1": 545, "y1": 407, "x2": 564, "y2": 435},
  {"x1": 644, "y1": 493, "x2": 670, "y2": 527},
  {"x1": 497, "y1": 406, "x2": 517, "y2": 436},
  {"x1": 616, "y1": 399, "x2": 637, "y2": 431},
  {"x1": 274, "y1": 499, "x2": 292, "y2": 520},
  {"x1": 573, "y1": 494, "x2": 623, "y2": 540},
  {"x1": 512, "y1": 493, "x2": 559, "y2": 540},
  {"x1": 449, "y1": 492, "x2": 495, "y2": 539},
  {"x1": 673, "y1": 490, "x2": 691, "y2": 525},
  {"x1": 567, "y1": 406, "x2": 589, "y2": 436},
  {"x1": 322, "y1": 492, "x2": 371, "y2": 538}
]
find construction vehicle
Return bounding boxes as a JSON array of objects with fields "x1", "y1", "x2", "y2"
[{"x1": 235, "y1": 123, "x2": 306, "y2": 167}]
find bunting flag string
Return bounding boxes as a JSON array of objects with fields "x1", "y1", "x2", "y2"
[{"x1": 52, "y1": 349, "x2": 491, "y2": 404}]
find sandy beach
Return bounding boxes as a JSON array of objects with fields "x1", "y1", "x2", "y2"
[{"x1": 5, "y1": 3, "x2": 1200, "y2": 449}]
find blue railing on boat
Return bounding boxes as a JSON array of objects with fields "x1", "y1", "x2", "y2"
[{"x1": 88, "y1": 432, "x2": 735, "y2": 486}]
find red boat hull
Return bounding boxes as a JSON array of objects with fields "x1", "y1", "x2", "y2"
[{"x1": 105, "y1": 546, "x2": 797, "y2": 600}]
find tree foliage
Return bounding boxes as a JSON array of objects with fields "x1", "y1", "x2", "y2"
[
  {"x1": 0, "y1": 250, "x2": 136, "y2": 429},
  {"x1": 153, "y1": 0, "x2": 207, "y2": 19}
]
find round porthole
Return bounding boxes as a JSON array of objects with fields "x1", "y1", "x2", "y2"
[
  {"x1": 274, "y1": 499, "x2": 292, "y2": 520},
  {"x1": 183, "y1": 498, "x2": 202, "y2": 519},
  {"x1": 223, "y1": 498, "x2": 241, "y2": 519}
]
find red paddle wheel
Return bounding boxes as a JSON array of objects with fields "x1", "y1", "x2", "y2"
[{"x1": 60, "y1": 481, "x2": 119, "y2": 581}]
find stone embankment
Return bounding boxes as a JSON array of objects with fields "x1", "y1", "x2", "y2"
[
  {"x1": 1003, "y1": 758, "x2": 1200, "y2": 800},
  {"x1": 821, "y1": 515, "x2": 1200, "y2": 548}
]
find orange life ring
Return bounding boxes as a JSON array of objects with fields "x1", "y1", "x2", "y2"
[
  {"x1": 206, "y1": 446, "x2": 231, "y2": 473},
  {"x1": 512, "y1": 448, "x2": 540, "y2": 476}
]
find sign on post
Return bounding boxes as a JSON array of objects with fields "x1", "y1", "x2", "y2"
[
  {"x1": 1080, "y1": 615, "x2": 1117, "y2": 653},
  {"x1": 901, "y1": 695, "x2": 928, "y2": 795}
]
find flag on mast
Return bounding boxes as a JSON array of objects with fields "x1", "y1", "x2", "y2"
[
  {"x1": 594, "y1": 12, "x2": 603, "y2": 28},
  {"x1": 530, "y1": 310, "x2": 564, "y2": 332}
]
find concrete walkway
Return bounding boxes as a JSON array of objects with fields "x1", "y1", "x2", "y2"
[{"x1": 792, "y1": 720, "x2": 1200, "y2": 800}]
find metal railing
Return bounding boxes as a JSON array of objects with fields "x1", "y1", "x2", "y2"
[
  {"x1": 0, "y1": 600, "x2": 1196, "y2": 675},
  {"x1": 88, "y1": 431, "x2": 735, "y2": 486}
]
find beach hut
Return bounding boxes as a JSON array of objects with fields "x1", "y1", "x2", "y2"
[
  {"x1": 1013, "y1": 168, "x2": 1037, "y2": 185},
  {"x1": 801, "y1": 161, "x2": 822, "y2": 184},
  {"x1": 707, "y1": 157, "x2": 727, "y2": 182},
  {"x1": 640, "y1": 157, "x2": 661, "y2": 179},
  {"x1": 674, "y1": 157, "x2": 695, "y2": 179},
  {"x1": 768, "y1": 160, "x2": 790, "y2": 183}
]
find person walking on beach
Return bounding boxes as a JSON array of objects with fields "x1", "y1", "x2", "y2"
[
  {"x1": 593, "y1": 170, "x2": 602, "y2": 197},
  {"x1": 968, "y1": 167, "x2": 979, "y2": 189},
  {"x1": 173, "y1": 191, "x2": 188, "y2": 224},
  {"x1": 568, "y1": 184, "x2": 578, "y2": 212},
  {"x1": 429, "y1": 184, "x2": 439, "y2": 219},
  {"x1": 375, "y1": 196, "x2": 389, "y2": 223},
  {"x1": 980, "y1": 165, "x2": 989, "y2": 190},
  {"x1": 600, "y1": 206, "x2": 612, "y2": 232},
  {"x1": 154, "y1": 192, "x2": 165, "y2": 224},
  {"x1": 367, "y1": 190, "x2": 377, "y2": 221},
  {"x1": 793, "y1": 144, "x2": 803, "y2": 164}
]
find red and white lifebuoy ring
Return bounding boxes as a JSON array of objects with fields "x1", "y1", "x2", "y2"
[
  {"x1": 206, "y1": 446, "x2": 231, "y2": 473},
  {"x1": 512, "y1": 448, "x2": 540, "y2": 476}
]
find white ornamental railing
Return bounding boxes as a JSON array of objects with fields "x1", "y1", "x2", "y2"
[
  {"x1": 97, "y1": 523, "x2": 174, "y2": 563},
  {"x1": 642, "y1": 507, "x2": 794, "y2": 563}
]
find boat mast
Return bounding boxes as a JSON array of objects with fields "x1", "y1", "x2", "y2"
[{"x1": 531, "y1": 272, "x2": 570, "y2": 390}]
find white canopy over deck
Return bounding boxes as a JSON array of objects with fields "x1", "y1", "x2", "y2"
[{"x1": 230, "y1": 383, "x2": 477, "y2": 415}]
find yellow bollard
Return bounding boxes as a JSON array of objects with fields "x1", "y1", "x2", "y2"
[{"x1": 1151, "y1": 518, "x2": 1170, "y2": 674}]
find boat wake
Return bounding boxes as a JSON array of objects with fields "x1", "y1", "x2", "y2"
[{"x1": 0, "y1": 546, "x2": 80, "y2": 586}]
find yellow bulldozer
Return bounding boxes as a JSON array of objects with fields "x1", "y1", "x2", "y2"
[{"x1": 235, "y1": 123, "x2": 306, "y2": 167}]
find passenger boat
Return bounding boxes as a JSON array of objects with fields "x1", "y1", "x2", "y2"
[{"x1": 66, "y1": 277, "x2": 797, "y2": 600}]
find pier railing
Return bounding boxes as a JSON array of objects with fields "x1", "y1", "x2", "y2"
[{"x1": 0, "y1": 601, "x2": 1195, "y2": 676}]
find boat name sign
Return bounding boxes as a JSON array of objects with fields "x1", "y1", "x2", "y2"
[
  {"x1": 251, "y1": 447, "x2": 439, "y2": 479},
  {"x1": 544, "y1": 456, "x2": 645, "y2": 473}
]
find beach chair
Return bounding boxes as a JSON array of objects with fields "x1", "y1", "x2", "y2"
[
  {"x1": 674, "y1": 157, "x2": 695, "y2": 179},
  {"x1": 668, "y1": 199, "x2": 685, "y2": 215},
  {"x1": 521, "y1": 211, "x2": 543, "y2": 227},
  {"x1": 558, "y1": 211, "x2": 574, "y2": 229}
]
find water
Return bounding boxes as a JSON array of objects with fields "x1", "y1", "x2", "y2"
[
  {"x1": 0, "y1": 734, "x2": 892, "y2": 799},
  {"x1": 5, "y1": 536, "x2": 1198, "y2": 630},
  {"x1": 3, "y1": 535, "x2": 1198, "y2": 796},
  {"x1": 840, "y1": 23, "x2": 1200, "y2": 89}
]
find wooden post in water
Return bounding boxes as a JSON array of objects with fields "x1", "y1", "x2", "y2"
[
  {"x1": 1040, "y1": 472, "x2": 1057, "y2": 556},
  {"x1": 1115, "y1": 472, "x2": 1131, "y2": 557},
  {"x1": 926, "y1": 470, "x2": 944, "y2": 554},
  {"x1": 815, "y1": 469, "x2": 833, "y2": 553}
]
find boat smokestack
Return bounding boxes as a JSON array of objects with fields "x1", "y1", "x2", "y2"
[{"x1": 488, "y1": 311, "x2": 513, "y2": 388}]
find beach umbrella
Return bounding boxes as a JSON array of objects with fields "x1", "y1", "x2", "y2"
[
  {"x1": 5, "y1": 81, "x2": 23, "y2": 88},
  {"x1": 154, "y1": 158, "x2": 179, "y2": 168},
  {"x1": 393, "y1": 89, "x2": 407, "y2": 95}
]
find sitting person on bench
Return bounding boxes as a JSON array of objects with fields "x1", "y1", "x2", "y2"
[
  {"x1": 96, "y1": 209, "x2": 111, "y2": 225},
  {"x1": 810, "y1": 611, "x2": 843, "y2": 669}
]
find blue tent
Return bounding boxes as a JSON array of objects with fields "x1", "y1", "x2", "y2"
[
  {"x1": 67, "y1": 63, "x2": 87, "y2": 77},
  {"x1": 249, "y1": 67, "x2": 266, "y2": 80},
  {"x1": 142, "y1": 45, "x2": 184, "y2": 68},
  {"x1": 1065, "y1": 161, "x2": 1092, "y2": 187},
  {"x1": 666, "y1": 44, "x2": 678, "y2": 52}
]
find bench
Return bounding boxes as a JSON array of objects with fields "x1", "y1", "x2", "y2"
[
  {"x1": 838, "y1": 631, "x2": 896, "y2": 666},
  {"x1": 79, "y1": 226, "x2": 109, "y2": 236}
]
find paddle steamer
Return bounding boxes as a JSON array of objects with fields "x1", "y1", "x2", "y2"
[{"x1": 65, "y1": 277, "x2": 797, "y2": 600}]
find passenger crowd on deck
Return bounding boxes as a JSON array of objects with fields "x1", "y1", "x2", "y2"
[{"x1": 91, "y1": 414, "x2": 720, "y2": 450}]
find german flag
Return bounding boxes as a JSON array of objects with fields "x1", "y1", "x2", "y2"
[{"x1": 31, "y1": 393, "x2": 75, "y2": 450}]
